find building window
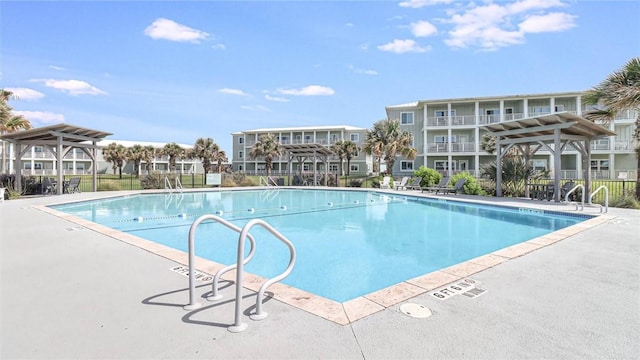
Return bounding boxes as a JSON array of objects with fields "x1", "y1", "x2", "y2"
[
  {"x1": 434, "y1": 136, "x2": 447, "y2": 143},
  {"x1": 434, "y1": 160, "x2": 450, "y2": 171},
  {"x1": 329, "y1": 164, "x2": 339, "y2": 172},
  {"x1": 400, "y1": 161, "x2": 414, "y2": 171},
  {"x1": 34, "y1": 162, "x2": 43, "y2": 170},
  {"x1": 34, "y1": 146, "x2": 44, "y2": 153},
  {"x1": 350, "y1": 164, "x2": 359, "y2": 172},
  {"x1": 434, "y1": 110, "x2": 456, "y2": 117},
  {"x1": 350, "y1": 133, "x2": 359, "y2": 142},
  {"x1": 401, "y1": 112, "x2": 414, "y2": 125},
  {"x1": 554, "y1": 105, "x2": 565, "y2": 112},
  {"x1": 238, "y1": 137, "x2": 244, "y2": 144},
  {"x1": 23, "y1": 163, "x2": 32, "y2": 170},
  {"x1": 238, "y1": 165, "x2": 243, "y2": 171},
  {"x1": 76, "y1": 164, "x2": 85, "y2": 171},
  {"x1": 531, "y1": 160, "x2": 547, "y2": 171},
  {"x1": 238, "y1": 151, "x2": 243, "y2": 159}
]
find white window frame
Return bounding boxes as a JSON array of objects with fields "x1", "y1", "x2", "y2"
[
  {"x1": 238, "y1": 165, "x2": 243, "y2": 171},
  {"x1": 329, "y1": 164, "x2": 339, "y2": 172},
  {"x1": 457, "y1": 160, "x2": 468, "y2": 171},
  {"x1": 34, "y1": 162, "x2": 43, "y2": 170},
  {"x1": 401, "y1": 112, "x2": 414, "y2": 125},
  {"x1": 400, "y1": 161, "x2": 414, "y2": 171},
  {"x1": 350, "y1": 133, "x2": 359, "y2": 142},
  {"x1": 531, "y1": 159, "x2": 547, "y2": 171},
  {"x1": 434, "y1": 135, "x2": 447, "y2": 143},
  {"x1": 238, "y1": 137, "x2": 244, "y2": 144},
  {"x1": 76, "y1": 163, "x2": 85, "y2": 171},
  {"x1": 350, "y1": 164, "x2": 359, "y2": 172},
  {"x1": 238, "y1": 151, "x2": 243, "y2": 159},
  {"x1": 554, "y1": 105, "x2": 565, "y2": 112},
  {"x1": 434, "y1": 160, "x2": 449, "y2": 171}
]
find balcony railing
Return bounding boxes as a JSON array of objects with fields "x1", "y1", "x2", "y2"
[
  {"x1": 450, "y1": 142, "x2": 476, "y2": 152},
  {"x1": 426, "y1": 143, "x2": 448, "y2": 153},
  {"x1": 591, "y1": 139, "x2": 610, "y2": 151}
]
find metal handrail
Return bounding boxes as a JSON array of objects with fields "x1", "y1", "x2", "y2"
[
  {"x1": 565, "y1": 184, "x2": 585, "y2": 211},
  {"x1": 183, "y1": 214, "x2": 256, "y2": 310},
  {"x1": 175, "y1": 177, "x2": 183, "y2": 193},
  {"x1": 164, "y1": 176, "x2": 173, "y2": 193},
  {"x1": 589, "y1": 185, "x2": 609, "y2": 213},
  {"x1": 228, "y1": 219, "x2": 296, "y2": 333}
]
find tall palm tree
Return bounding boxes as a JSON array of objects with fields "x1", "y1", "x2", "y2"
[
  {"x1": 191, "y1": 137, "x2": 219, "y2": 174},
  {"x1": 330, "y1": 140, "x2": 346, "y2": 176},
  {"x1": 1, "y1": 89, "x2": 32, "y2": 173},
  {"x1": 248, "y1": 133, "x2": 283, "y2": 177},
  {"x1": 364, "y1": 118, "x2": 417, "y2": 175},
  {"x1": 213, "y1": 149, "x2": 228, "y2": 173},
  {"x1": 141, "y1": 145, "x2": 156, "y2": 175},
  {"x1": 343, "y1": 140, "x2": 359, "y2": 177},
  {"x1": 125, "y1": 144, "x2": 145, "y2": 177},
  {"x1": 583, "y1": 57, "x2": 640, "y2": 199},
  {"x1": 102, "y1": 142, "x2": 127, "y2": 178},
  {"x1": 161, "y1": 142, "x2": 185, "y2": 173}
]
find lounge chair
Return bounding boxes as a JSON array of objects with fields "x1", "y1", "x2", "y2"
[
  {"x1": 407, "y1": 177, "x2": 423, "y2": 190},
  {"x1": 380, "y1": 176, "x2": 391, "y2": 189},
  {"x1": 421, "y1": 176, "x2": 450, "y2": 193},
  {"x1": 42, "y1": 177, "x2": 56, "y2": 195},
  {"x1": 560, "y1": 180, "x2": 575, "y2": 201},
  {"x1": 435, "y1": 178, "x2": 467, "y2": 195},
  {"x1": 65, "y1": 177, "x2": 81, "y2": 193},
  {"x1": 395, "y1": 176, "x2": 410, "y2": 190}
]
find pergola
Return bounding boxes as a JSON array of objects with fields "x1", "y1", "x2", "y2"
[
  {"x1": 479, "y1": 112, "x2": 615, "y2": 202},
  {"x1": 282, "y1": 143, "x2": 334, "y2": 186},
  {"x1": 0, "y1": 123, "x2": 112, "y2": 194}
]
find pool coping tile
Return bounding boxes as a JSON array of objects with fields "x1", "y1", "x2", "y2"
[{"x1": 33, "y1": 194, "x2": 611, "y2": 326}]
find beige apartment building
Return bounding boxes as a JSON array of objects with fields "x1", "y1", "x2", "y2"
[{"x1": 385, "y1": 91, "x2": 637, "y2": 180}]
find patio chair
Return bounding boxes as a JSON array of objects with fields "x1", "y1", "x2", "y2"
[
  {"x1": 421, "y1": 176, "x2": 450, "y2": 193},
  {"x1": 407, "y1": 177, "x2": 423, "y2": 190},
  {"x1": 380, "y1": 176, "x2": 391, "y2": 189},
  {"x1": 42, "y1": 177, "x2": 56, "y2": 195},
  {"x1": 65, "y1": 177, "x2": 81, "y2": 193},
  {"x1": 436, "y1": 178, "x2": 467, "y2": 195},
  {"x1": 395, "y1": 176, "x2": 410, "y2": 190},
  {"x1": 560, "y1": 180, "x2": 575, "y2": 201}
]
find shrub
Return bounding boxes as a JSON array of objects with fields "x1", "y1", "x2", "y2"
[
  {"x1": 98, "y1": 181, "x2": 121, "y2": 191},
  {"x1": 413, "y1": 166, "x2": 441, "y2": 188},
  {"x1": 348, "y1": 179, "x2": 363, "y2": 188},
  {"x1": 140, "y1": 174, "x2": 161, "y2": 189},
  {"x1": 451, "y1": 172, "x2": 486, "y2": 195},
  {"x1": 610, "y1": 190, "x2": 640, "y2": 209}
]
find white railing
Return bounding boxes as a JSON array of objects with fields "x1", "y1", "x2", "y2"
[
  {"x1": 589, "y1": 185, "x2": 609, "y2": 213},
  {"x1": 565, "y1": 184, "x2": 585, "y2": 211},
  {"x1": 427, "y1": 143, "x2": 449, "y2": 153},
  {"x1": 450, "y1": 142, "x2": 476, "y2": 152}
]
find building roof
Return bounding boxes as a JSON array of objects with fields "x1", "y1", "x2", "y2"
[
  {"x1": 232, "y1": 125, "x2": 367, "y2": 135},
  {"x1": 282, "y1": 143, "x2": 334, "y2": 157},
  {"x1": 386, "y1": 90, "x2": 587, "y2": 109},
  {"x1": 0, "y1": 123, "x2": 112, "y2": 143},
  {"x1": 479, "y1": 112, "x2": 615, "y2": 141},
  {"x1": 95, "y1": 139, "x2": 193, "y2": 149}
]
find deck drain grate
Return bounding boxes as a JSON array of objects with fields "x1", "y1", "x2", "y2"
[{"x1": 399, "y1": 303, "x2": 432, "y2": 318}]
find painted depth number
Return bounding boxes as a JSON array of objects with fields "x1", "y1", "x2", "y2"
[
  {"x1": 430, "y1": 278, "x2": 481, "y2": 300},
  {"x1": 170, "y1": 265, "x2": 213, "y2": 282}
]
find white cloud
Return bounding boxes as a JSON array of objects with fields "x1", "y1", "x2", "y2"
[
  {"x1": 443, "y1": 1, "x2": 576, "y2": 51},
  {"x1": 410, "y1": 20, "x2": 438, "y2": 37},
  {"x1": 218, "y1": 88, "x2": 248, "y2": 96},
  {"x1": 377, "y1": 39, "x2": 430, "y2": 54},
  {"x1": 348, "y1": 65, "x2": 378, "y2": 75},
  {"x1": 144, "y1": 18, "x2": 210, "y2": 43},
  {"x1": 4, "y1": 87, "x2": 45, "y2": 101},
  {"x1": 519, "y1": 12, "x2": 577, "y2": 33},
  {"x1": 399, "y1": 0, "x2": 452, "y2": 9},
  {"x1": 31, "y1": 79, "x2": 107, "y2": 96},
  {"x1": 49, "y1": 65, "x2": 66, "y2": 71},
  {"x1": 265, "y1": 95, "x2": 290, "y2": 102},
  {"x1": 211, "y1": 43, "x2": 226, "y2": 50},
  {"x1": 14, "y1": 111, "x2": 65, "y2": 124},
  {"x1": 277, "y1": 85, "x2": 335, "y2": 96}
]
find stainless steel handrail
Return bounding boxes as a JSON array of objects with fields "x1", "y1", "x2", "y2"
[
  {"x1": 589, "y1": 185, "x2": 609, "y2": 213},
  {"x1": 565, "y1": 184, "x2": 585, "y2": 211}
]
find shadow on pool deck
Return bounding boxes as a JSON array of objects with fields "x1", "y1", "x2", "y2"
[{"x1": 1, "y1": 189, "x2": 639, "y2": 359}]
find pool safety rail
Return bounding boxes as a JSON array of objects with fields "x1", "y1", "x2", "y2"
[
  {"x1": 259, "y1": 176, "x2": 279, "y2": 187},
  {"x1": 164, "y1": 176, "x2": 183, "y2": 194},
  {"x1": 565, "y1": 184, "x2": 609, "y2": 213},
  {"x1": 183, "y1": 215, "x2": 296, "y2": 333}
]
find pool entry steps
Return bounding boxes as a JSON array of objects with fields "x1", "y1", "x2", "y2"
[{"x1": 183, "y1": 214, "x2": 296, "y2": 333}]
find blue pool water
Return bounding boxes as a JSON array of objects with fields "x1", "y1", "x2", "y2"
[{"x1": 51, "y1": 189, "x2": 587, "y2": 302}]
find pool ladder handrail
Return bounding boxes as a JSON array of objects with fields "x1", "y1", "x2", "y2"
[
  {"x1": 229, "y1": 218, "x2": 296, "y2": 333},
  {"x1": 164, "y1": 176, "x2": 184, "y2": 193},
  {"x1": 184, "y1": 215, "x2": 257, "y2": 310},
  {"x1": 588, "y1": 185, "x2": 609, "y2": 213},
  {"x1": 183, "y1": 215, "x2": 296, "y2": 333},
  {"x1": 565, "y1": 184, "x2": 585, "y2": 211},
  {"x1": 259, "y1": 176, "x2": 279, "y2": 187}
]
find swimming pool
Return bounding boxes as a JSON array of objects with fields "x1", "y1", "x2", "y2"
[{"x1": 51, "y1": 189, "x2": 588, "y2": 302}]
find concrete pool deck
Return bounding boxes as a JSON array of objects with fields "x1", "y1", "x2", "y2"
[{"x1": 1, "y1": 189, "x2": 639, "y2": 359}]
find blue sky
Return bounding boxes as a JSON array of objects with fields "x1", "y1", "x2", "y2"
[{"x1": 2, "y1": 0, "x2": 638, "y2": 152}]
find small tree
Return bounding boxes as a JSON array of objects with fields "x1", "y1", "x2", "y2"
[
  {"x1": 125, "y1": 144, "x2": 145, "y2": 177},
  {"x1": 102, "y1": 142, "x2": 127, "y2": 178},
  {"x1": 161, "y1": 142, "x2": 185, "y2": 173},
  {"x1": 248, "y1": 133, "x2": 283, "y2": 177}
]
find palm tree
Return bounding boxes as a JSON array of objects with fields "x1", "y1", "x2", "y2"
[
  {"x1": 213, "y1": 149, "x2": 228, "y2": 173},
  {"x1": 330, "y1": 140, "x2": 346, "y2": 176},
  {"x1": 102, "y1": 142, "x2": 127, "y2": 178},
  {"x1": 364, "y1": 118, "x2": 417, "y2": 175},
  {"x1": 343, "y1": 140, "x2": 359, "y2": 177},
  {"x1": 1, "y1": 89, "x2": 32, "y2": 173},
  {"x1": 248, "y1": 133, "x2": 283, "y2": 177},
  {"x1": 583, "y1": 57, "x2": 640, "y2": 199},
  {"x1": 161, "y1": 142, "x2": 185, "y2": 173},
  {"x1": 191, "y1": 137, "x2": 219, "y2": 174},
  {"x1": 125, "y1": 144, "x2": 145, "y2": 177},
  {"x1": 141, "y1": 145, "x2": 156, "y2": 175}
]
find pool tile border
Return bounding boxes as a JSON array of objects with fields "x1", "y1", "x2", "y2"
[{"x1": 34, "y1": 196, "x2": 613, "y2": 326}]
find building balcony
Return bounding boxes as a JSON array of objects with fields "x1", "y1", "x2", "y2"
[
  {"x1": 450, "y1": 142, "x2": 477, "y2": 152},
  {"x1": 426, "y1": 143, "x2": 448, "y2": 153},
  {"x1": 590, "y1": 139, "x2": 610, "y2": 151}
]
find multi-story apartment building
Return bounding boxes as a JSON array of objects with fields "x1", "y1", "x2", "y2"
[
  {"x1": 385, "y1": 91, "x2": 637, "y2": 180},
  {"x1": 231, "y1": 125, "x2": 373, "y2": 176},
  {"x1": 0, "y1": 139, "x2": 200, "y2": 176}
]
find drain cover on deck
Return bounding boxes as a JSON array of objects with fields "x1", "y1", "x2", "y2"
[{"x1": 399, "y1": 303, "x2": 432, "y2": 318}]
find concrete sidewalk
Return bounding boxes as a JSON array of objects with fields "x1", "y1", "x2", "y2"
[{"x1": 1, "y1": 191, "x2": 639, "y2": 359}]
